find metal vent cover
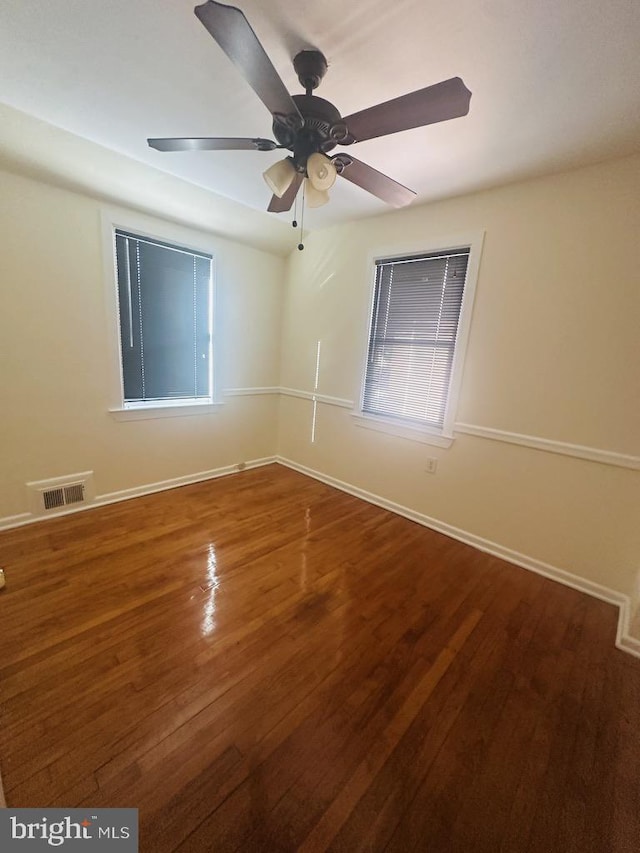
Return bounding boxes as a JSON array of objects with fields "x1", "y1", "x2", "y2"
[
  {"x1": 41, "y1": 482, "x2": 85, "y2": 511},
  {"x1": 43, "y1": 488, "x2": 65, "y2": 510},
  {"x1": 27, "y1": 472, "x2": 94, "y2": 516}
]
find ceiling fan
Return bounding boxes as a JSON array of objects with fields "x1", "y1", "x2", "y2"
[{"x1": 148, "y1": 0, "x2": 472, "y2": 214}]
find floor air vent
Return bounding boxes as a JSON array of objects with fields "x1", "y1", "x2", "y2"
[
  {"x1": 27, "y1": 472, "x2": 95, "y2": 515},
  {"x1": 42, "y1": 483, "x2": 85, "y2": 510}
]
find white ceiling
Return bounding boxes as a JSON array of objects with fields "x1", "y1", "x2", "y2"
[{"x1": 1, "y1": 0, "x2": 640, "y2": 237}]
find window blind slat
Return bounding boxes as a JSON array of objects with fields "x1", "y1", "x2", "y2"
[
  {"x1": 363, "y1": 249, "x2": 469, "y2": 429},
  {"x1": 115, "y1": 231, "x2": 212, "y2": 404}
]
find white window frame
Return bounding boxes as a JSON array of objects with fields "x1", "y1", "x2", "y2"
[
  {"x1": 101, "y1": 209, "x2": 222, "y2": 421},
  {"x1": 353, "y1": 231, "x2": 484, "y2": 447}
]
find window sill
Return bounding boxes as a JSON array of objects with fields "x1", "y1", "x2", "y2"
[
  {"x1": 350, "y1": 412, "x2": 454, "y2": 448},
  {"x1": 109, "y1": 401, "x2": 224, "y2": 421}
]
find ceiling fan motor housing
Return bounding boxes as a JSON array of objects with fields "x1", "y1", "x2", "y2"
[
  {"x1": 273, "y1": 94, "x2": 350, "y2": 169},
  {"x1": 271, "y1": 50, "x2": 352, "y2": 171}
]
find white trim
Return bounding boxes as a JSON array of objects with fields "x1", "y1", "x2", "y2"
[
  {"x1": 455, "y1": 423, "x2": 640, "y2": 470},
  {"x1": 617, "y1": 600, "x2": 640, "y2": 656},
  {"x1": 101, "y1": 208, "x2": 127, "y2": 410},
  {"x1": 224, "y1": 386, "x2": 353, "y2": 408},
  {"x1": 441, "y1": 233, "x2": 484, "y2": 432},
  {"x1": 351, "y1": 412, "x2": 454, "y2": 448},
  {"x1": 276, "y1": 388, "x2": 639, "y2": 467},
  {"x1": 109, "y1": 401, "x2": 224, "y2": 421},
  {"x1": 317, "y1": 394, "x2": 352, "y2": 410},
  {"x1": 276, "y1": 456, "x2": 640, "y2": 658},
  {"x1": 224, "y1": 386, "x2": 281, "y2": 397},
  {"x1": 95, "y1": 457, "x2": 274, "y2": 504},
  {"x1": 279, "y1": 387, "x2": 353, "y2": 409},
  {"x1": 0, "y1": 512, "x2": 31, "y2": 531},
  {"x1": 0, "y1": 457, "x2": 276, "y2": 532},
  {"x1": 279, "y1": 387, "x2": 316, "y2": 402},
  {"x1": 228, "y1": 388, "x2": 640, "y2": 469}
]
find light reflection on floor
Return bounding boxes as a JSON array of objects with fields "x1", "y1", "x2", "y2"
[{"x1": 201, "y1": 542, "x2": 219, "y2": 637}]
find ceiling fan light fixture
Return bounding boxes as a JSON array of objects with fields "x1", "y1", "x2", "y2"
[
  {"x1": 305, "y1": 179, "x2": 330, "y2": 208},
  {"x1": 263, "y1": 157, "x2": 297, "y2": 197},
  {"x1": 306, "y1": 153, "x2": 337, "y2": 191}
]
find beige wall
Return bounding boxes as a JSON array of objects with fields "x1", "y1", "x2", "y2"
[
  {"x1": 0, "y1": 168, "x2": 285, "y2": 518},
  {"x1": 1, "y1": 150, "x2": 638, "y2": 627},
  {"x1": 278, "y1": 154, "x2": 640, "y2": 607}
]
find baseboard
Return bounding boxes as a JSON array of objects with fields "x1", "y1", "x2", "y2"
[
  {"x1": 277, "y1": 456, "x2": 640, "y2": 659},
  {"x1": 0, "y1": 512, "x2": 32, "y2": 531},
  {"x1": 95, "y1": 456, "x2": 276, "y2": 507},
  {"x1": 617, "y1": 600, "x2": 640, "y2": 656},
  {"x1": 0, "y1": 456, "x2": 277, "y2": 532},
  {"x1": 1, "y1": 454, "x2": 637, "y2": 658}
]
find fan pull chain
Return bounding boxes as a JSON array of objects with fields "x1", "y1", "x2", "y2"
[
  {"x1": 298, "y1": 182, "x2": 305, "y2": 251},
  {"x1": 292, "y1": 193, "x2": 298, "y2": 229}
]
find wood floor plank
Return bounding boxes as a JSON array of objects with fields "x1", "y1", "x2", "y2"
[{"x1": 1, "y1": 464, "x2": 638, "y2": 852}]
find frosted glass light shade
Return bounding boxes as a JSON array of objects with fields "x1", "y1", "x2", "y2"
[
  {"x1": 307, "y1": 153, "x2": 337, "y2": 191},
  {"x1": 305, "y1": 179, "x2": 329, "y2": 208},
  {"x1": 263, "y1": 158, "x2": 297, "y2": 197}
]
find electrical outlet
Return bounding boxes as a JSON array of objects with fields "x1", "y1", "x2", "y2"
[{"x1": 426, "y1": 458, "x2": 438, "y2": 474}]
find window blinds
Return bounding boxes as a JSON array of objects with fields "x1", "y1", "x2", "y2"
[
  {"x1": 363, "y1": 249, "x2": 469, "y2": 428},
  {"x1": 115, "y1": 230, "x2": 212, "y2": 403}
]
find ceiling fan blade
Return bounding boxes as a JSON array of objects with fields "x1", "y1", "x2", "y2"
[
  {"x1": 333, "y1": 155, "x2": 416, "y2": 207},
  {"x1": 194, "y1": 1, "x2": 301, "y2": 124},
  {"x1": 147, "y1": 137, "x2": 277, "y2": 152},
  {"x1": 267, "y1": 172, "x2": 303, "y2": 212},
  {"x1": 343, "y1": 77, "x2": 471, "y2": 143}
]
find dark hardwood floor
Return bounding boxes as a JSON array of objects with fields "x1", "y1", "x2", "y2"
[{"x1": 0, "y1": 464, "x2": 638, "y2": 851}]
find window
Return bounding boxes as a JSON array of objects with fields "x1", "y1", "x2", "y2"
[
  {"x1": 114, "y1": 230, "x2": 213, "y2": 408},
  {"x1": 361, "y1": 246, "x2": 472, "y2": 438}
]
